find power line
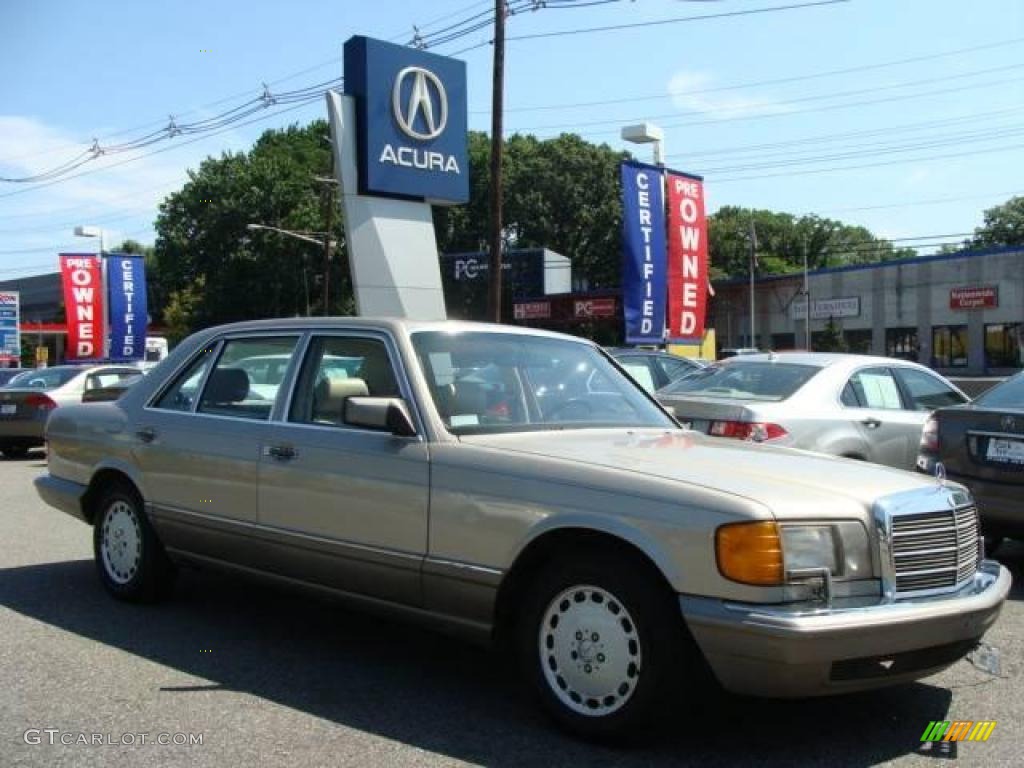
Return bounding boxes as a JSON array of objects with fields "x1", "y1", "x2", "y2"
[
  {"x1": 513, "y1": 61, "x2": 1024, "y2": 135},
  {"x1": 0, "y1": 98, "x2": 323, "y2": 201},
  {"x1": 711, "y1": 139, "x2": 1024, "y2": 184},
  {"x1": 472, "y1": 36, "x2": 1024, "y2": 115},
  {"x1": 504, "y1": 0, "x2": 849, "y2": 42}
]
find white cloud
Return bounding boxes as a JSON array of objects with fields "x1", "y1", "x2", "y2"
[
  {"x1": 0, "y1": 113, "x2": 260, "y2": 276},
  {"x1": 666, "y1": 71, "x2": 790, "y2": 119}
]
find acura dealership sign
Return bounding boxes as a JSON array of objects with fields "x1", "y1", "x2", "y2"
[{"x1": 344, "y1": 36, "x2": 468, "y2": 204}]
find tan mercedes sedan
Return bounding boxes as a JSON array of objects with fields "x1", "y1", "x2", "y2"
[{"x1": 35, "y1": 318, "x2": 1010, "y2": 739}]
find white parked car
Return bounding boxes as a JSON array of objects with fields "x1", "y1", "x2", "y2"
[{"x1": 658, "y1": 353, "x2": 970, "y2": 470}]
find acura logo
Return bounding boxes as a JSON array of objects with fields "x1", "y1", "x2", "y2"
[
  {"x1": 1001, "y1": 414, "x2": 1016, "y2": 433},
  {"x1": 392, "y1": 66, "x2": 448, "y2": 141}
]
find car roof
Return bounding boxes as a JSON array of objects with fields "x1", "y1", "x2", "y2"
[
  {"x1": 721, "y1": 352, "x2": 926, "y2": 370},
  {"x1": 197, "y1": 317, "x2": 592, "y2": 345}
]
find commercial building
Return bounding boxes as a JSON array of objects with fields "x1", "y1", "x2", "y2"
[{"x1": 710, "y1": 245, "x2": 1023, "y2": 375}]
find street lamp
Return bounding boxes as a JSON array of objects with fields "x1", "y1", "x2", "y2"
[
  {"x1": 246, "y1": 224, "x2": 337, "y2": 316},
  {"x1": 621, "y1": 122, "x2": 665, "y2": 166},
  {"x1": 73, "y1": 225, "x2": 105, "y2": 255}
]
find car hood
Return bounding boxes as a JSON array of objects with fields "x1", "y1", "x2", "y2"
[{"x1": 460, "y1": 428, "x2": 946, "y2": 518}]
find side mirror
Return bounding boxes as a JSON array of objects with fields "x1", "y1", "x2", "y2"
[{"x1": 344, "y1": 397, "x2": 417, "y2": 437}]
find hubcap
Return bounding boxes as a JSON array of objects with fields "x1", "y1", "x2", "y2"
[
  {"x1": 539, "y1": 585, "x2": 641, "y2": 717},
  {"x1": 101, "y1": 500, "x2": 142, "y2": 585}
]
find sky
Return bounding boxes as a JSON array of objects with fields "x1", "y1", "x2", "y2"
[{"x1": 1, "y1": 0, "x2": 1023, "y2": 279}]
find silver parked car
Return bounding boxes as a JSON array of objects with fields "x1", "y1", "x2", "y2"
[
  {"x1": 0, "y1": 364, "x2": 141, "y2": 458},
  {"x1": 35, "y1": 320, "x2": 1008, "y2": 739},
  {"x1": 658, "y1": 353, "x2": 970, "y2": 470}
]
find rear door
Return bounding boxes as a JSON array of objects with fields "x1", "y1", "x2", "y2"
[
  {"x1": 135, "y1": 334, "x2": 301, "y2": 565},
  {"x1": 892, "y1": 366, "x2": 969, "y2": 467},
  {"x1": 840, "y1": 366, "x2": 922, "y2": 468}
]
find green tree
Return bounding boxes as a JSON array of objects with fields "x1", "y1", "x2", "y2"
[
  {"x1": 708, "y1": 207, "x2": 916, "y2": 280},
  {"x1": 152, "y1": 121, "x2": 347, "y2": 337},
  {"x1": 971, "y1": 195, "x2": 1024, "y2": 247},
  {"x1": 817, "y1": 316, "x2": 848, "y2": 352},
  {"x1": 432, "y1": 132, "x2": 629, "y2": 288}
]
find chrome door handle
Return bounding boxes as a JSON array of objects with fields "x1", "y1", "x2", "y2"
[
  {"x1": 861, "y1": 418, "x2": 881, "y2": 429},
  {"x1": 266, "y1": 444, "x2": 297, "y2": 461},
  {"x1": 136, "y1": 427, "x2": 157, "y2": 443}
]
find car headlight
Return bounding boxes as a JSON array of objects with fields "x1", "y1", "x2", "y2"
[
  {"x1": 716, "y1": 521, "x2": 871, "y2": 586},
  {"x1": 781, "y1": 522, "x2": 871, "y2": 580}
]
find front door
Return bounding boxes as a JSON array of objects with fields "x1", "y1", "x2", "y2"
[{"x1": 257, "y1": 332, "x2": 429, "y2": 606}]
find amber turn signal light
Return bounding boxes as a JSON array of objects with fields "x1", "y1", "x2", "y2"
[{"x1": 716, "y1": 521, "x2": 784, "y2": 585}]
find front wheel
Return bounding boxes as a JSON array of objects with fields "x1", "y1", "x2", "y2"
[
  {"x1": 517, "y1": 551, "x2": 703, "y2": 740},
  {"x1": 93, "y1": 484, "x2": 175, "y2": 602}
]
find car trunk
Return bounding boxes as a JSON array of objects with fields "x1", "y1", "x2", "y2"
[
  {"x1": 658, "y1": 396, "x2": 763, "y2": 434},
  {"x1": 0, "y1": 389, "x2": 57, "y2": 421},
  {"x1": 939, "y1": 407, "x2": 1024, "y2": 485}
]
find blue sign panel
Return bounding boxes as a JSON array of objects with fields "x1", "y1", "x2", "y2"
[
  {"x1": 0, "y1": 290, "x2": 18, "y2": 363},
  {"x1": 106, "y1": 255, "x2": 147, "y2": 361},
  {"x1": 621, "y1": 161, "x2": 667, "y2": 345},
  {"x1": 344, "y1": 35, "x2": 468, "y2": 205}
]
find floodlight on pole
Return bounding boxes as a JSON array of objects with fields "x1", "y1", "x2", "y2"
[{"x1": 621, "y1": 122, "x2": 665, "y2": 166}]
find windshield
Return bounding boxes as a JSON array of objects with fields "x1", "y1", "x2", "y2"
[
  {"x1": 975, "y1": 372, "x2": 1024, "y2": 410},
  {"x1": 411, "y1": 331, "x2": 675, "y2": 435},
  {"x1": 659, "y1": 361, "x2": 819, "y2": 401},
  {"x1": 4, "y1": 366, "x2": 81, "y2": 389}
]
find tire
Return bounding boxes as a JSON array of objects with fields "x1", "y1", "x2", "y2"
[
  {"x1": 516, "y1": 548, "x2": 704, "y2": 741},
  {"x1": 0, "y1": 446, "x2": 30, "y2": 459},
  {"x1": 92, "y1": 482, "x2": 175, "y2": 602}
]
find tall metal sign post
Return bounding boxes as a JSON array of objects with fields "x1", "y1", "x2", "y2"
[{"x1": 327, "y1": 36, "x2": 469, "y2": 320}]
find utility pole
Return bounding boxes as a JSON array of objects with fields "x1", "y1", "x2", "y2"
[
  {"x1": 322, "y1": 184, "x2": 334, "y2": 316},
  {"x1": 748, "y1": 218, "x2": 757, "y2": 349},
  {"x1": 487, "y1": 0, "x2": 506, "y2": 323},
  {"x1": 314, "y1": 175, "x2": 338, "y2": 316},
  {"x1": 802, "y1": 239, "x2": 811, "y2": 350}
]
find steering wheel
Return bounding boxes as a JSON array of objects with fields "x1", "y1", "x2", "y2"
[{"x1": 546, "y1": 397, "x2": 594, "y2": 421}]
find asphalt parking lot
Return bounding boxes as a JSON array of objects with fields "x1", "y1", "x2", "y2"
[{"x1": 2, "y1": 451, "x2": 1021, "y2": 767}]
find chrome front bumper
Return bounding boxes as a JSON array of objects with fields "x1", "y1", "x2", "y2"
[{"x1": 681, "y1": 560, "x2": 1011, "y2": 697}]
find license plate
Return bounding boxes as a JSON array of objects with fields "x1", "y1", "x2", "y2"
[
  {"x1": 0, "y1": 404, "x2": 15, "y2": 415},
  {"x1": 987, "y1": 437, "x2": 1024, "y2": 464}
]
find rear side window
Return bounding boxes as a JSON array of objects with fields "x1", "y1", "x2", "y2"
[
  {"x1": 198, "y1": 337, "x2": 298, "y2": 420},
  {"x1": 975, "y1": 373, "x2": 1024, "y2": 409},
  {"x1": 660, "y1": 362, "x2": 818, "y2": 401},
  {"x1": 154, "y1": 346, "x2": 217, "y2": 411},
  {"x1": 894, "y1": 367, "x2": 967, "y2": 411},
  {"x1": 845, "y1": 368, "x2": 903, "y2": 410}
]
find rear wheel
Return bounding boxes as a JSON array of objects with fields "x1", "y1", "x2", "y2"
[
  {"x1": 93, "y1": 483, "x2": 175, "y2": 602},
  {"x1": 517, "y1": 549, "x2": 703, "y2": 740}
]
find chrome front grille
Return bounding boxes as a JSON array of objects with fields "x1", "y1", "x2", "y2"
[{"x1": 889, "y1": 504, "x2": 979, "y2": 594}]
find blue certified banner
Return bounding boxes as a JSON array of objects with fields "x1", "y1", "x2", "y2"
[
  {"x1": 344, "y1": 35, "x2": 468, "y2": 205},
  {"x1": 106, "y1": 255, "x2": 147, "y2": 361},
  {"x1": 621, "y1": 161, "x2": 667, "y2": 345}
]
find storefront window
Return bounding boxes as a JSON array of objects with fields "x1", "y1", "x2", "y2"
[
  {"x1": 932, "y1": 325, "x2": 969, "y2": 368},
  {"x1": 885, "y1": 327, "x2": 918, "y2": 361},
  {"x1": 771, "y1": 333, "x2": 795, "y2": 350},
  {"x1": 985, "y1": 323, "x2": 1022, "y2": 368},
  {"x1": 844, "y1": 329, "x2": 872, "y2": 354}
]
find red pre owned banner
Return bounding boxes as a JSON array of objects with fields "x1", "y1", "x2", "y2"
[
  {"x1": 59, "y1": 254, "x2": 105, "y2": 359},
  {"x1": 665, "y1": 172, "x2": 709, "y2": 339}
]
